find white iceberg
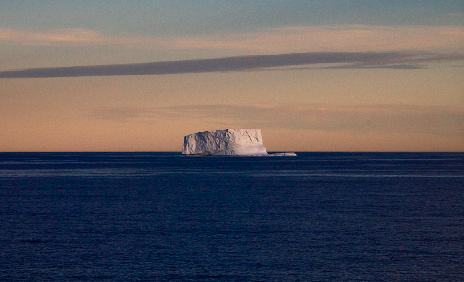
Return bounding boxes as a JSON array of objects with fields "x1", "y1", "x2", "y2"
[{"x1": 182, "y1": 129, "x2": 296, "y2": 156}]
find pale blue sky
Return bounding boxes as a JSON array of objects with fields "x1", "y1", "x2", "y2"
[{"x1": 1, "y1": 0, "x2": 463, "y2": 36}]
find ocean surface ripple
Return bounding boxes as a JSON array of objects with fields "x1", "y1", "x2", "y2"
[{"x1": 1, "y1": 152, "x2": 463, "y2": 281}]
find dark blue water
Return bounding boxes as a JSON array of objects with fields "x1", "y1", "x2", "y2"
[{"x1": 1, "y1": 152, "x2": 463, "y2": 281}]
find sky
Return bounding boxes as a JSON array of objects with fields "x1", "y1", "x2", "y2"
[{"x1": 0, "y1": 0, "x2": 463, "y2": 152}]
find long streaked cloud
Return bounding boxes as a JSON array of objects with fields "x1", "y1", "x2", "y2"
[
  {"x1": 1, "y1": 25, "x2": 463, "y2": 52},
  {"x1": 1, "y1": 51, "x2": 463, "y2": 78},
  {"x1": 90, "y1": 104, "x2": 464, "y2": 137}
]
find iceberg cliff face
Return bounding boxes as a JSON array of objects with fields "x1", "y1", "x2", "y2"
[
  {"x1": 182, "y1": 129, "x2": 268, "y2": 156},
  {"x1": 182, "y1": 129, "x2": 296, "y2": 156}
]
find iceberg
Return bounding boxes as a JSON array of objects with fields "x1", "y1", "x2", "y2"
[{"x1": 182, "y1": 129, "x2": 296, "y2": 156}]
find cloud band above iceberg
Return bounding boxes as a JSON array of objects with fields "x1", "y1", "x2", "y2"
[{"x1": 1, "y1": 51, "x2": 462, "y2": 79}]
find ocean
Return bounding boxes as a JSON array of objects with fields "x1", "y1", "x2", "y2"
[{"x1": 1, "y1": 152, "x2": 463, "y2": 281}]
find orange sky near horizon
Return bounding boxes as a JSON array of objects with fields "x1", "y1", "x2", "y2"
[{"x1": 1, "y1": 65, "x2": 462, "y2": 152}]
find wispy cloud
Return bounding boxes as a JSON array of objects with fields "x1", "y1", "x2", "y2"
[
  {"x1": 1, "y1": 25, "x2": 463, "y2": 52},
  {"x1": 89, "y1": 107, "x2": 147, "y2": 121},
  {"x1": 159, "y1": 104, "x2": 464, "y2": 137},
  {"x1": 171, "y1": 25, "x2": 464, "y2": 53},
  {"x1": 89, "y1": 104, "x2": 464, "y2": 138},
  {"x1": 0, "y1": 28, "x2": 155, "y2": 47},
  {"x1": 1, "y1": 51, "x2": 462, "y2": 78}
]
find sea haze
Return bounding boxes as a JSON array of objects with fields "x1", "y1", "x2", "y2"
[{"x1": 1, "y1": 152, "x2": 463, "y2": 281}]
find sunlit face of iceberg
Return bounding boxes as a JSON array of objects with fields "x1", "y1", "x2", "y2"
[
  {"x1": 183, "y1": 129, "x2": 264, "y2": 155},
  {"x1": 182, "y1": 129, "x2": 296, "y2": 156}
]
